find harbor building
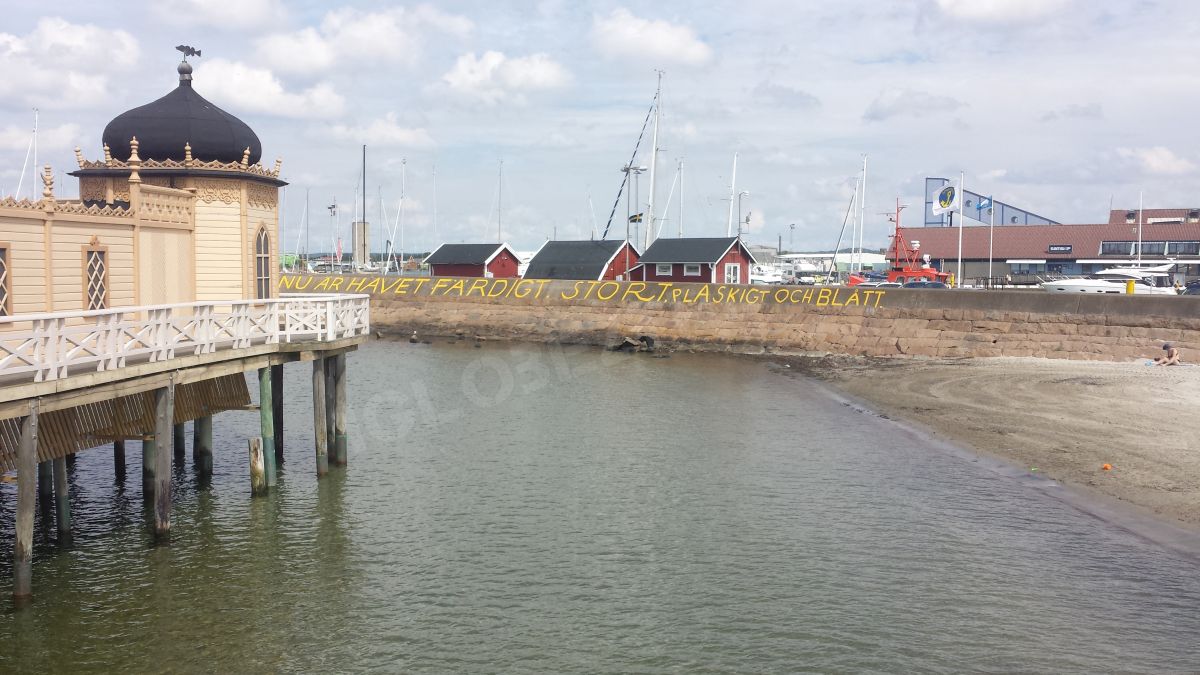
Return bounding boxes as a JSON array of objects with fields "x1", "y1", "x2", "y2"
[
  {"x1": 523, "y1": 239, "x2": 640, "y2": 281},
  {"x1": 629, "y1": 236, "x2": 756, "y2": 284},
  {"x1": 424, "y1": 243, "x2": 521, "y2": 278},
  {"x1": 0, "y1": 53, "x2": 368, "y2": 605}
]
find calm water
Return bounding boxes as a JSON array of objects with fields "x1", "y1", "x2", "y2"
[{"x1": 0, "y1": 340, "x2": 1198, "y2": 672}]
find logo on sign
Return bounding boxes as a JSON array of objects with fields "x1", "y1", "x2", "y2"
[{"x1": 1048, "y1": 244, "x2": 1072, "y2": 253}]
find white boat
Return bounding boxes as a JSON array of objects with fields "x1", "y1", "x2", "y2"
[
  {"x1": 1040, "y1": 264, "x2": 1179, "y2": 295},
  {"x1": 750, "y1": 265, "x2": 784, "y2": 285}
]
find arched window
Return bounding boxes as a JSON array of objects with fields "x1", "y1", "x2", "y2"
[{"x1": 255, "y1": 227, "x2": 271, "y2": 299}]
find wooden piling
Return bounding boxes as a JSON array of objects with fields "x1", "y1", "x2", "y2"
[
  {"x1": 114, "y1": 440, "x2": 126, "y2": 480},
  {"x1": 333, "y1": 354, "x2": 347, "y2": 466},
  {"x1": 37, "y1": 460, "x2": 53, "y2": 506},
  {"x1": 153, "y1": 382, "x2": 174, "y2": 540},
  {"x1": 258, "y1": 368, "x2": 277, "y2": 488},
  {"x1": 271, "y1": 364, "x2": 284, "y2": 464},
  {"x1": 142, "y1": 438, "x2": 156, "y2": 501},
  {"x1": 52, "y1": 456, "x2": 71, "y2": 546},
  {"x1": 248, "y1": 437, "x2": 267, "y2": 496},
  {"x1": 312, "y1": 358, "x2": 329, "y2": 477},
  {"x1": 324, "y1": 357, "x2": 336, "y2": 457},
  {"x1": 173, "y1": 422, "x2": 187, "y2": 462},
  {"x1": 14, "y1": 401, "x2": 38, "y2": 604},
  {"x1": 194, "y1": 415, "x2": 213, "y2": 476}
]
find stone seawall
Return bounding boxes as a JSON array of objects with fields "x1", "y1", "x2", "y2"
[{"x1": 280, "y1": 275, "x2": 1200, "y2": 360}]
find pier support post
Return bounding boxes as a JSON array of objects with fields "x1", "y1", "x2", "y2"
[
  {"x1": 14, "y1": 401, "x2": 38, "y2": 605},
  {"x1": 333, "y1": 354, "x2": 347, "y2": 466},
  {"x1": 271, "y1": 364, "x2": 284, "y2": 465},
  {"x1": 312, "y1": 357, "x2": 329, "y2": 477},
  {"x1": 142, "y1": 438, "x2": 156, "y2": 501},
  {"x1": 248, "y1": 438, "x2": 267, "y2": 496},
  {"x1": 258, "y1": 368, "x2": 277, "y2": 488},
  {"x1": 173, "y1": 423, "x2": 187, "y2": 463},
  {"x1": 325, "y1": 358, "x2": 336, "y2": 458},
  {"x1": 114, "y1": 440, "x2": 126, "y2": 481},
  {"x1": 37, "y1": 460, "x2": 52, "y2": 507},
  {"x1": 52, "y1": 456, "x2": 71, "y2": 546},
  {"x1": 153, "y1": 381, "x2": 174, "y2": 540},
  {"x1": 194, "y1": 415, "x2": 213, "y2": 476}
]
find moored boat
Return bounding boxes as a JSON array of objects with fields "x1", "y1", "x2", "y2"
[{"x1": 1040, "y1": 264, "x2": 1179, "y2": 294}]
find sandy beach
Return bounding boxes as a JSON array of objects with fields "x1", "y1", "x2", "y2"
[{"x1": 788, "y1": 354, "x2": 1200, "y2": 528}]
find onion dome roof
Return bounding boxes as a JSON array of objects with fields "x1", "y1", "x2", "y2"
[{"x1": 101, "y1": 60, "x2": 261, "y2": 164}]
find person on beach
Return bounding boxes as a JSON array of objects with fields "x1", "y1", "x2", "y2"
[{"x1": 1153, "y1": 343, "x2": 1181, "y2": 366}]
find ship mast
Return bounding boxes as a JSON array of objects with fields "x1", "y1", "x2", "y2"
[{"x1": 645, "y1": 71, "x2": 662, "y2": 250}]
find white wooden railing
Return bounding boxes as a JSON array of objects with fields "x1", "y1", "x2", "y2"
[{"x1": 0, "y1": 294, "x2": 370, "y2": 384}]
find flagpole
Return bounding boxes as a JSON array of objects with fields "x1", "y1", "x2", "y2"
[
  {"x1": 955, "y1": 171, "x2": 964, "y2": 287},
  {"x1": 987, "y1": 196, "x2": 994, "y2": 283}
]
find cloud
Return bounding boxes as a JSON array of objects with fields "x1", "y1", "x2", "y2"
[
  {"x1": 753, "y1": 82, "x2": 820, "y2": 110},
  {"x1": 152, "y1": 0, "x2": 285, "y2": 30},
  {"x1": 255, "y1": 6, "x2": 472, "y2": 75},
  {"x1": 194, "y1": 59, "x2": 346, "y2": 119},
  {"x1": 441, "y1": 52, "x2": 570, "y2": 105},
  {"x1": 1040, "y1": 102, "x2": 1102, "y2": 122},
  {"x1": 0, "y1": 123, "x2": 83, "y2": 152},
  {"x1": 934, "y1": 0, "x2": 1073, "y2": 24},
  {"x1": 329, "y1": 113, "x2": 434, "y2": 147},
  {"x1": 863, "y1": 88, "x2": 964, "y2": 122},
  {"x1": 591, "y1": 8, "x2": 712, "y2": 66},
  {"x1": 1116, "y1": 146, "x2": 1196, "y2": 175},
  {"x1": 0, "y1": 18, "x2": 139, "y2": 108}
]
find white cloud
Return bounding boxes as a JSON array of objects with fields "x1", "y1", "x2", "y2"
[
  {"x1": 152, "y1": 0, "x2": 285, "y2": 30},
  {"x1": 935, "y1": 0, "x2": 1073, "y2": 24},
  {"x1": 194, "y1": 59, "x2": 346, "y2": 119},
  {"x1": 863, "y1": 88, "x2": 964, "y2": 122},
  {"x1": 255, "y1": 6, "x2": 472, "y2": 75},
  {"x1": 1116, "y1": 146, "x2": 1196, "y2": 175},
  {"x1": 591, "y1": 8, "x2": 712, "y2": 66},
  {"x1": 0, "y1": 123, "x2": 83, "y2": 152},
  {"x1": 442, "y1": 52, "x2": 570, "y2": 105},
  {"x1": 0, "y1": 18, "x2": 139, "y2": 108},
  {"x1": 1040, "y1": 102, "x2": 1102, "y2": 122},
  {"x1": 330, "y1": 113, "x2": 434, "y2": 147}
]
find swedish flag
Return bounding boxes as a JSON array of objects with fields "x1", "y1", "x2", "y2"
[{"x1": 628, "y1": 213, "x2": 643, "y2": 223}]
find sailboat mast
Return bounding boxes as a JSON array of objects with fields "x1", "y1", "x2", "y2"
[
  {"x1": 645, "y1": 71, "x2": 661, "y2": 250},
  {"x1": 858, "y1": 154, "x2": 868, "y2": 272},
  {"x1": 726, "y1": 152, "x2": 738, "y2": 236},
  {"x1": 678, "y1": 158, "x2": 684, "y2": 237},
  {"x1": 1137, "y1": 191, "x2": 1143, "y2": 266},
  {"x1": 498, "y1": 159, "x2": 503, "y2": 243}
]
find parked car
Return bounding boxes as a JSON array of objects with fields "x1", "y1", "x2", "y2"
[
  {"x1": 903, "y1": 280, "x2": 949, "y2": 289},
  {"x1": 1182, "y1": 285, "x2": 1200, "y2": 296}
]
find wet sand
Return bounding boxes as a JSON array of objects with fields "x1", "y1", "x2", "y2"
[{"x1": 786, "y1": 354, "x2": 1200, "y2": 528}]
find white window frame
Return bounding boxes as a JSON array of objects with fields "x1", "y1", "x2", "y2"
[
  {"x1": 683, "y1": 264, "x2": 702, "y2": 277},
  {"x1": 655, "y1": 263, "x2": 672, "y2": 276},
  {"x1": 255, "y1": 227, "x2": 272, "y2": 300},
  {"x1": 724, "y1": 262, "x2": 740, "y2": 284}
]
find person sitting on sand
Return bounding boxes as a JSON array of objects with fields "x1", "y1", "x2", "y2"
[{"x1": 1153, "y1": 343, "x2": 1181, "y2": 366}]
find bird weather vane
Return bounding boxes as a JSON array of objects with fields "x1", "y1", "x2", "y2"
[{"x1": 175, "y1": 45, "x2": 202, "y2": 60}]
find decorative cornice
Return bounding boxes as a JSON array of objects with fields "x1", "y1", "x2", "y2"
[{"x1": 195, "y1": 178, "x2": 241, "y2": 204}]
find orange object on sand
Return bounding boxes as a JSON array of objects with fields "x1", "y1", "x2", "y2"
[{"x1": 1102, "y1": 463, "x2": 1112, "y2": 471}]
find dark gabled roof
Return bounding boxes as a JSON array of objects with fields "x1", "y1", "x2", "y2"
[
  {"x1": 524, "y1": 240, "x2": 629, "y2": 280},
  {"x1": 425, "y1": 243, "x2": 507, "y2": 265},
  {"x1": 639, "y1": 237, "x2": 753, "y2": 264}
]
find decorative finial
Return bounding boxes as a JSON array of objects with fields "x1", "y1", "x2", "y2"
[
  {"x1": 103, "y1": 143, "x2": 112, "y2": 166},
  {"x1": 184, "y1": 142, "x2": 193, "y2": 166},
  {"x1": 128, "y1": 137, "x2": 142, "y2": 184},
  {"x1": 241, "y1": 146, "x2": 250, "y2": 168},
  {"x1": 74, "y1": 146, "x2": 85, "y2": 168},
  {"x1": 42, "y1": 165, "x2": 54, "y2": 200},
  {"x1": 273, "y1": 158, "x2": 282, "y2": 176},
  {"x1": 176, "y1": 45, "x2": 200, "y2": 85},
  {"x1": 176, "y1": 45, "x2": 201, "y2": 60}
]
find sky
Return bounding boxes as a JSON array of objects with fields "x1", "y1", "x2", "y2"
[{"x1": 2, "y1": 0, "x2": 1199, "y2": 255}]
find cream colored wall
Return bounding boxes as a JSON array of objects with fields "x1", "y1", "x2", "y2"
[
  {"x1": 0, "y1": 215, "x2": 47, "y2": 315},
  {"x1": 50, "y1": 221, "x2": 135, "y2": 311},
  {"x1": 192, "y1": 179, "x2": 245, "y2": 302},
  {"x1": 137, "y1": 227, "x2": 192, "y2": 305}
]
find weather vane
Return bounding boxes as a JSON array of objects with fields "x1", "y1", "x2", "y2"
[{"x1": 175, "y1": 45, "x2": 202, "y2": 60}]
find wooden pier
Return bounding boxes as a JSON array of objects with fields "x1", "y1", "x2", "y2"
[{"x1": 0, "y1": 293, "x2": 369, "y2": 604}]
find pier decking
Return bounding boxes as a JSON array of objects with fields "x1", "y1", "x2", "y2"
[{"x1": 0, "y1": 294, "x2": 369, "y2": 604}]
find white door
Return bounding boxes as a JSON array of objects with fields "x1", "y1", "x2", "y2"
[{"x1": 724, "y1": 262, "x2": 740, "y2": 284}]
